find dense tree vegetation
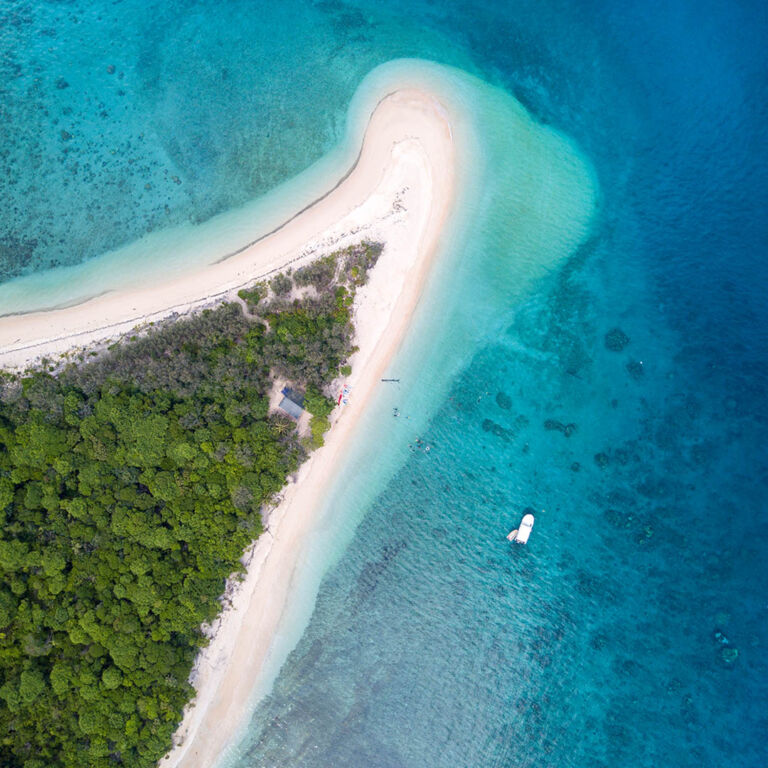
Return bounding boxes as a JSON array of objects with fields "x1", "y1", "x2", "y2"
[{"x1": 0, "y1": 242, "x2": 381, "y2": 767}]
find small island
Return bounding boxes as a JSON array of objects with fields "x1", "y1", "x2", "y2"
[
  {"x1": 0, "y1": 82, "x2": 457, "y2": 768},
  {"x1": 0, "y1": 243, "x2": 382, "y2": 767}
]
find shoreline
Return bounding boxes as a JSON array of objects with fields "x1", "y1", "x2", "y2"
[
  {"x1": 0, "y1": 88, "x2": 453, "y2": 374},
  {"x1": 161, "y1": 88, "x2": 455, "y2": 768},
  {"x1": 0, "y1": 86, "x2": 456, "y2": 765}
]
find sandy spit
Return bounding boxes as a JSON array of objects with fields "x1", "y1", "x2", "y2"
[{"x1": 0, "y1": 87, "x2": 456, "y2": 767}]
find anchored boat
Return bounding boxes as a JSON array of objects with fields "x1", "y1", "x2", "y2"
[{"x1": 507, "y1": 513, "x2": 535, "y2": 544}]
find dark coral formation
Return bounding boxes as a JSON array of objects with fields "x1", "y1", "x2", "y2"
[
  {"x1": 626, "y1": 360, "x2": 645, "y2": 380},
  {"x1": 496, "y1": 391, "x2": 512, "y2": 410},
  {"x1": 604, "y1": 327, "x2": 630, "y2": 352},
  {"x1": 594, "y1": 451, "x2": 610, "y2": 469},
  {"x1": 482, "y1": 418, "x2": 513, "y2": 441},
  {"x1": 544, "y1": 419, "x2": 577, "y2": 437}
]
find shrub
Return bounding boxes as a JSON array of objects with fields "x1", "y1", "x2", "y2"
[
  {"x1": 238, "y1": 282, "x2": 268, "y2": 312},
  {"x1": 269, "y1": 272, "x2": 293, "y2": 296},
  {"x1": 294, "y1": 254, "x2": 337, "y2": 289}
]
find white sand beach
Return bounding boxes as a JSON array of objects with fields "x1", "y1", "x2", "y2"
[
  {"x1": 0, "y1": 88, "x2": 456, "y2": 766},
  {"x1": 0, "y1": 89, "x2": 453, "y2": 374}
]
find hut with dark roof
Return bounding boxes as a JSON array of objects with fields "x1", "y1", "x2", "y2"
[{"x1": 278, "y1": 388, "x2": 305, "y2": 420}]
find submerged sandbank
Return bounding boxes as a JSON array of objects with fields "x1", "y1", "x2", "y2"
[{"x1": 161, "y1": 57, "x2": 598, "y2": 768}]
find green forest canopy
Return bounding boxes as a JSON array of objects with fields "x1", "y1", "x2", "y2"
[{"x1": 0, "y1": 242, "x2": 381, "y2": 768}]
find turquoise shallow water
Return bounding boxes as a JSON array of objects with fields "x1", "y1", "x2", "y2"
[
  {"x1": 2, "y1": 1, "x2": 767, "y2": 766},
  {"x1": 208, "y1": 62, "x2": 598, "y2": 760}
]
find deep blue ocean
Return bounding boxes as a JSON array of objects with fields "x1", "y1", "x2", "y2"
[{"x1": 2, "y1": 1, "x2": 767, "y2": 766}]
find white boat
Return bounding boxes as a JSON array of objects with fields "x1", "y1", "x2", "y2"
[{"x1": 506, "y1": 513, "x2": 535, "y2": 544}]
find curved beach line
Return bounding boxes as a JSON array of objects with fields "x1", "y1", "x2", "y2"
[
  {"x1": 0, "y1": 85, "x2": 455, "y2": 765},
  {"x1": 0, "y1": 87, "x2": 453, "y2": 373},
  {"x1": 159, "y1": 87, "x2": 455, "y2": 768}
]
